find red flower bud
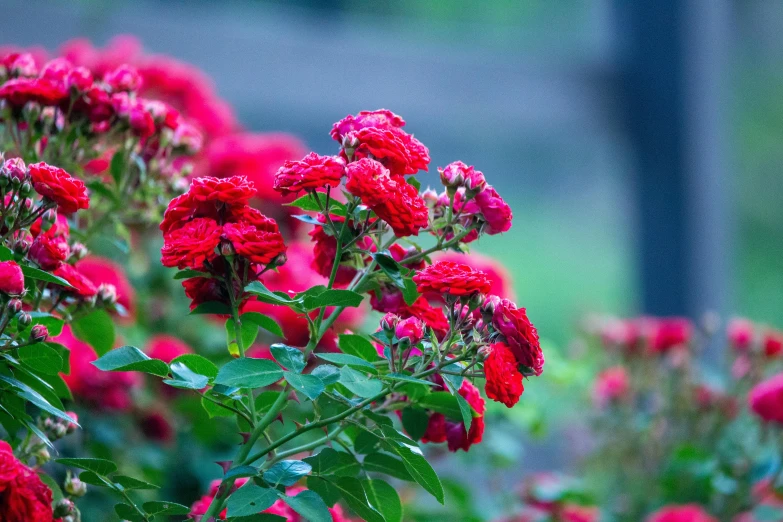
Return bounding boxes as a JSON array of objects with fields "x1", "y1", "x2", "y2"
[{"x1": 29, "y1": 324, "x2": 48, "y2": 343}]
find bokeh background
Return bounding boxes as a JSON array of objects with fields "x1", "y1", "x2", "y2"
[{"x1": 5, "y1": 0, "x2": 782, "y2": 519}]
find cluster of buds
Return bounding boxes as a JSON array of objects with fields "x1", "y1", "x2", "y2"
[
  {"x1": 53, "y1": 498, "x2": 80, "y2": 522},
  {"x1": 439, "y1": 161, "x2": 486, "y2": 197},
  {"x1": 64, "y1": 471, "x2": 88, "y2": 498},
  {"x1": 38, "y1": 411, "x2": 78, "y2": 441}
]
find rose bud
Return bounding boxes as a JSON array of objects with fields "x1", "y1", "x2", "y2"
[
  {"x1": 97, "y1": 283, "x2": 118, "y2": 306},
  {"x1": 4, "y1": 213, "x2": 15, "y2": 229},
  {"x1": 70, "y1": 242, "x2": 87, "y2": 261},
  {"x1": 481, "y1": 295, "x2": 501, "y2": 323},
  {"x1": 53, "y1": 498, "x2": 76, "y2": 518},
  {"x1": 342, "y1": 134, "x2": 360, "y2": 159},
  {"x1": 12, "y1": 238, "x2": 29, "y2": 256},
  {"x1": 21, "y1": 197, "x2": 33, "y2": 211},
  {"x1": 219, "y1": 240, "x2": 236, "y2": 257},
  {"x1": 40, "y1": 208, "x2": 57, "y2": 232},
  {"x1": 421, "y1": 188, "x2": 439, "y2": 206},
  {"x1": 380, "y1": 312, "x2": 400, "y2": 333},
  {"x1": 65, "y1": 412, "x2": 79, "y2": 434},
  {"x1": 3, "y1": 157, "x2": 27, "y2": 183},
  {"x1": 29, "y1": 324, "x2": 48, "y2": 343},
  {"x1": 395, "y1": 316, "x2": 424, "y2": 346},
  {"x1": 64, "y1": 474, "x2": 87, "y2": 497},
  {"x1": 34, "y1": 447, "x2": 50, "y2": 465},
  {"x1": 440, "y1": 163, "x2": 465, "y2": 189},
  {"x1": 17, "y1": 312, "x2": 31, "y2": 329},
  {"x1": 270, "y1": 252, "x2": 287, "y2": 268},
  {"x1": 0, "y1": 260, "x2": 25, "y2": 296},
  {"x1": 6, "y1": 298, "x2": 22, "y2": 315}
]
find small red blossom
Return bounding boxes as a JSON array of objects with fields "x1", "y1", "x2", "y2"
[
  {"x1": 53, "y1": 263, "x2": 99, "y2": 298},
  {"x1": 182, "y1": 277, "x2": 226, "y2": 312},
  {"x1": 395, "y1": 316, "x2": 424, "y2": 345},
  {"x1": 0, "y1": 77, "x2": 67, "y2": 107},
  {"x1": 29, "y1": 162, "x2": 89, "y2": 214},
  {"x1": 484, "y1": 342, "x2": 525, "y2": 407},
  {"x1": 593, "y1": 366, "x2": 630, "y2": 408},
  {"x1": 748, "y1": 373, "x2": 783, "y2": 424},
  {"x1": 421, "y1": 380, "x2": 485, "y2": 452},
  {"x1": 273, "y1": 152, "x2": 345, "y2": 195},
  {"x1": 28, "y1": 235, "x2": 69, "y2": 271},
  {"x1": 475, "y1": 185, "x2": 512, "y2": 234},
  {"x1": 440, "y1": 161, "x2": 486, "y2": 192},
  {"x1": 727, "y1": 317, "x2": 755, "y2": 352},
  {"x1": 763, "y1": 330, "x2": 783, "y2": 358},
  {"x1": 139, "y1": 411, "x2": 174, "y2": 443},
  {"x1": 103, "y1": 63, "x2": 142, "y2": 91},
  {"x1": 413, "y1": 260, "x2": 492, "y2": 297},
  {"x1": 223, "y1": 219, "x2": 286, "y2": 266},
  {"x1": 160, "y1": 218, "x2": 222, "y2": 270},
  {"x1": 0, "y1": 441, "x2": 56, "y2": 521},
  {"x1": 345, "y1": 158, "x2": 428, "y2": 237},
  {"x1": 492, "y1": 298, "x2": 544, "y2": 376},
  {"x1": 309, "y1": 215, "x2": 372, "y2": 286},
  {"x1": 647, "y1": 317, "x2": 692, "y2": 353},
  {"x1": 646, "y1": 505, "x2": 718, "y2": 522},
  {"x1": 0, "y1": 261, "x2": 24, "y2": 296}
]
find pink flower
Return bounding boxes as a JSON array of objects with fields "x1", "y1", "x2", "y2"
[
  {"x1": 394, "y1": 316, "x2": 424, "y2": 345},
  {"x1": 727, "y1": 318, "x2": 755, "y2": 352},
  {"x1": 748, "y1": 373, "x2": 783, "y2": 424},
  {"x1": 0, "y1": 261, "x2": 24, "y2": 296},
  {"x1": 593, "y1": 366, "x2": 630, "y2": 408},
  {"x1": 475, "y1": 185, "x2": 512, "y2": 234},
  {"x1": 646, "y1": 505, "x2": 717, "y2": 522}
]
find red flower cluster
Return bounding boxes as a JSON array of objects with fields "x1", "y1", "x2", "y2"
[
  {"x1": 160, "y1": 176, "x2": 285, "y2": 284},
  {"x1": 748, "y1": 372, "x2": 783, "y2": 424},
  {"x1": 421, "y1": 379, "x2": 485, "y2": 452},
  {"x1": 274, "y1": 152, "x2": 345, "y2": 195},
  {"x1": 345, "y1": 158, "x2": 428, "y2": 237},
  {"x1": 646, "y1": 505, "x2": 717, "y2": 522},
  {"x1": 28, "y1": 162, "x2": 89, "y2": 214},
  {"x1": 484, "y1": 342, "x2": 525, "y2": 407},
  {"x1": 331, "y1": 109, "x2": 430, "y2": 176},
  {"x1": 0, "y1": 441, "x2": 56, "y2": 522},
  {"x1": 413, "y1": 260, "x2": 492, "y2": 298}
]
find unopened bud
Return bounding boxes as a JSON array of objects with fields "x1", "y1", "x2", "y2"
[
  {"x1": 421, "y1": 188, "x2": 439, "y2": 206},
  {"x1": 480, "y1": 295, "x2": 500, "y2": 323},
  {"x1": 342, "y1": 134, "x2": 359, "y2": 159},
  {"x1": 29, "y1": 324, "x2": 48, "y2": 343},
  {"x1": 97, "y1": 284, "x2": 117, "y2": 305},
  {"x1": 65, "y1": 412, "x2": 78, "y2": 434},
  {"x1": 4, "y1": 213, "x2": 15, "y2": 229},
  {"x1": 64, "y1": 475, "x2": 87, "y2": 497},
  {"x1": 2, "y1": 158, "x2": 27, "y2": 183},
  {"x1": 6, "y1": 298, "x2": 22, "y2": 315},
  {"x1": 439, "y1": 166, "x2": 464, "y2": 189},
  {"x1": 12, "y1": 238, "x2": 29, "y2": 255},
  {"x1": 219, "y1": 240, "x2": 236, "y2": 258},
  {"x1": 17, "y1": 312, "x2": 31, "y2": 329},
  {"x1": 270, "y1": 252, "x2": 287, "y2": 268},
  {"x1": 34, "y1": 446, "x2": 50, "y2": 464},
  {"x1": 41, "y1": 209, "x2": 57, "y2": 231},
  {"x1": 19, "y1": 182, "x2": 32, "y2": 197},
  {"x1": 10, "y1": 174, "x2": 21, "y2": 189},
  {"x1": 53, "y1": 498, "x2": 76, "y2": 518},
  {"x1": 70, "y1": 242, "x2": 87, "y2": 261},
  {"x1": 380, "y1": 312, "x2": 399, "y2": 333}
]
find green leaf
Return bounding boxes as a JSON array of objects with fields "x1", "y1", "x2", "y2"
[
  {"x1": 373, "y1": 252, "x2": 406, "y2": 289},
  {"x1": 21, "y1": 265, "x2": 72, "y2": 287},
  {"x1": 278, "y1": 488, "x2": 333, "y2": 522},
  {"x1": 401, "y1": 408, "x2": 429, "y2": 441},
  {"x1": 354, "y1": 431, "x2": 383, "y2": 455},
  {"x1": 316, "y1": 353, "x2": 378, "y2": 372},
  {"x1": 91, "y1": 346, "x2": 169, "y2": 377},
  {"x1": 338, "y1": 366, "x2": 383, "y2": 398},
  {"x1": 163, "y1": 362, "x2": 210, "y2": 389},
  {"x1": 362, "y1": 453, "x2": 413, "y2": 481},
  {"x1": 311, "y1": 364, "x2": 341, "y2": 385},
  {"x1": 78, "y1": 471, "x2": 113, "y2": 487},
  {"x1": 0, "y1": 375, "x2": 75, "y2": 424},
  {"x1": 38, "y1": 472, "x2": 63, "y2": 501},
  {"x1": 56, "y1": 457, "x2": 117, "y2": 476},
  {"x1": 225, "y1": 465, "x2": 259, "y2": 481},
  {"x1": 284, "y1": 372, "x2": 325, "y2": 401},
  {"x1": 243, "y1": 312, "x2": 284, "y2": 337},
  {"x1": 385, "y1": 373, "x2": 437, "y2": 386},
  {"x1": 454, "y1": 390, "x2": 473, "y2": 435},
  {"x1": 142, "y1": 500, "x2": 190, "y2": 516},
  {"x1": 201, "y1": 396, "x2": 235, "y2": 418},
  {"x1": 215, "y1": 359, "x2": 283, "y2": 389},
  {"x1": 190, "y1": 301, "x2": 232, "y2": 315},
  {"x1": 114, "y1": 503, "x2": 145, "y2": 522},
  {"x1": 263, "y1": 460, "x2": 311, "y2": 487},
  {"x1": 0, "y1": 245, "x2": 13, "y2": 261},
  {"x1": 302, "y1": 289, "x2": 363, "y2": 311},
  {"x1": 173, "y1": 269, "x2": 209, "y2": 280},
  {"x1": 286, "y1": 192, "x2": 347, "y2": 216},
  {"x1": 245, "y1": 281, "x2": 296, "y2": 306},
  {"x1": 307, "y1": 476, "x2": 341, "y2": 507},
  {"x1": 333, "y1": 477, "x2": 385, "y2": 522},
  {"x1": 18, "y1": 345, "x2": 63, "y2": 375},
  {"x1": 71, "y1": 309, "x2": 115, "y2": 356},
  {"x1": 392, "y1": 445, "x2": 444, "y2": 504},
  {"x1": 271, "y1": 344, "x2": 306, "y2": 373},
  {"x1": 113, "y1": 475, "x2": 160, "y2": 490},
  {"x1": 170, "y1": 354, "x2": 218, "y2": 379},
  {"x1": 363, "y1": 479, "x2": 403, "y2": 522},
  {"x1": 338, "y1": 334, "x2": 381, "y2": 361},
  {"x1": 227, "y1": 484, "x2": 278, "y2": 517},
  {"x1": 417, "y1": 392, "x2": 465, "y2": 421},
  {"x1": 303, "y1": 448, "x2": 360, "y2": 477},
  {"x1": 44, "y1": 342, "x2": 70, "y2": 374},
  {"x1": 29, "y1": 312, "x2": 64, "y2": 337},
  {"x1": 110, "y1": 149, "x2": 125, "y2": 185},
  {"x1": 226, "y1": 317, "x2": 260, "y2": 352},
  {"x1": 401, "y1": 277, "x2": 420, "y2": 306}
]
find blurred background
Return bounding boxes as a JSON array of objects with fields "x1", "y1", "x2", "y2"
[{"x1": 5, "y1": 0, "x2": 782, "y2": 519}]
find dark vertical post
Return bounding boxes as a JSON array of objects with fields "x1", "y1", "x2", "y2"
[{"x1": 613, "y1": 1, "x2": 731, "y2": 320}]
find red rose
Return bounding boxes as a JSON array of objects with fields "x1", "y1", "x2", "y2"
[
  {"x1": 421, "y1": 380, "x2": 485, "y2": 452},
  {"x1": 139, "y1": 411, "x2": 174, "y2": 443},
  {"x1": 189, "y1": 175, "x2": 256, "y2": 207},
  {"x1": 436, "y1": 251, "x2": 514, "y2": 300},
  {"x1": 182, "y1": 277, "x2": 226, "y2": 312},
  {"x1": 273, "y1": 152, "x2": 345, "y2": 195},
  {"x1": 0, "y1": 77, "x2": 67, "y2": 107},
  {"x1": 52, "y1": 263, "x2": 98, "y2": 298},
  {"x1": 346, "y1": 127, "x2": 412, "y2": 176},
  {"x1": 394, "y1": 316, "x2": 424, "y2": 345},
  {"x1": 0, "y1": 441, "x2": 20, "y2": 488},
  {"x1": 763, "y1": 330, "x2": 783, "y2": 358},
  {"x1": 331, "y1": 109, "x2": 406, "y2": 141},
  {"x1": 646, "y1": 505, "x2": 718, "y2": 522},
  {"x1": 413, "y1": 260, "x2": 492, "y2": 298},
  {"x1": 30, "y1": 213, "x2": 70, "y2": 239},
  {"x1": 492, "y1": 298, "x2": 544, "y2": 376},
  {"x1": 562, "y1": 505, "x2": 600, "y2": 522},
  {"x1": 646, "y1": 317, "x2": 692, "y2": 353},
  {"x1": 29, "y1": 162, "x2": 89, "y2": 214},
  {"x1": 129, "y1": 104, "x2": 155, "y2": 140},
  {"x1": 0, "y1": 441, "x2": 56, "y2": 521},
  {"x1": 484, "y1": 342, "x2": 524, "y2": 407},
  {"x1": 28, "y1": 235, "x2": 69, "y2": 271},
  {"x1": 592, "y1": 365, "x2": 630, "y2": 409},
  {"x1": 161, "y1": 218, "x2": 222, "y2": 270},
  {"x1": 749, "y1": 373, "x2": 783, "y2": 424},
  {"x1": 475, "y1": 185, "x2": 512, "y2": 235},
  {"x1": 223, "y1": 218, "x2": 286, "y2": 266},
  {"x1": 0, "y1": 261, "x2": 24, "y2": 296},
  {"x1": 160, "y1": 176, "x2": 257, "y2": 234},
  {"x1": 345, "y1": 158, "x2": 428, "y2": 237}
]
